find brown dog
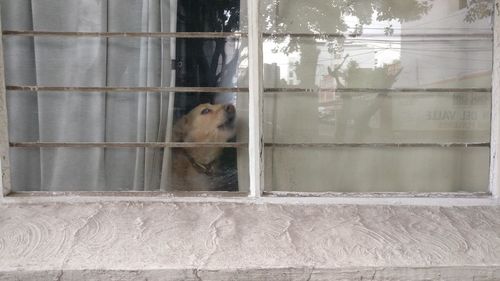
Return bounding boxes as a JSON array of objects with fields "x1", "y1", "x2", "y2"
[{"x1": 170, "y1": 103, "x2": 236, "y2": 191}]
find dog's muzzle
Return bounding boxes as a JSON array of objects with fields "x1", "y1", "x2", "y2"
[{"x1": 218, "y1": 104, "x2": 236, "y2": 129}]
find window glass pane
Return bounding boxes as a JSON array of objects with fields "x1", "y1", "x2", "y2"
[
  {"x1": 265, "y1": 146, "x2": 489, "y2": 192},
  {"x1": 261, "y1": 0, "x2": 493, "y2": 192},
  {"x1": 2, "y1": 0, "x2": 248, "y2": 192}
]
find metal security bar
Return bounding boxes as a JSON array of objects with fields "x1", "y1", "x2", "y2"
[
  {"x1": 265, "y1": 143, "x2": 490, "y2": 148},
  {"x1": 6, "y1": 86, "x2": 248, "y2": 93},
  {"x1": 10, "y1": 142, "x2": 490, "y2": 148},
  {"x1": 10, "y1": 142, "x2": 246, "y2": 148},
  {"x1": 5, "y1": 85, "x2": 491, "y2": 94},
  {"x1": 2, "y1": 30, "x2": 493, "y2": 39},
  {"x1": 9, "y1": 142, "x2": 489, "y2": 149},
  {"x1": 264, "y1": 88, "x2": 491, "y2": 93},
  {"x1": 2, "y1": 31, "x2": 246, "y2": 38}
]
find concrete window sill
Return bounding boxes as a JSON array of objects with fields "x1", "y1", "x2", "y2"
[{"x1": 0, "y1": 200, "x2": 500, "y2": 280}]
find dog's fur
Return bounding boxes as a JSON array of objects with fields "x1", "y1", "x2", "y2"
[{"x1": 170, "y1": 103, "x2": 236, "y2": 191}]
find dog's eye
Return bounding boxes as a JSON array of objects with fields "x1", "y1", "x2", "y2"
[{"x1": 201, "y1": 108, "x2": 211, "y2": 115}]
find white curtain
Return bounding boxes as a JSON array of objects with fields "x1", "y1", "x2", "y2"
[{"x1": 2, "y1": 0, "x2": 177, "y2": 191}]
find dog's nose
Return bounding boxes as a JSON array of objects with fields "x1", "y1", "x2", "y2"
[
  {"x1": 224, "y1": 104, "x2": 235, "y2": 113},
  {"x1": 224, "y1": 104, "x2": 236, "y2": 119}
]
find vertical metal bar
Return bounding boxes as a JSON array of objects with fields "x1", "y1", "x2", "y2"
[
  {"x1": 247, "y1": 0, "x2": 264, "y2": 197},
  {"x1": 0, "y1": 10, "x2": 11, "y2": 196},
  {"x1": 490, "y1": 0, "x2": 500, "y2": 198}
]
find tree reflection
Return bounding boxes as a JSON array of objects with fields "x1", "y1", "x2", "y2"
[
  {"x1": 262, "y1": 0, "x2": 493, "y2": 141},
  {"x1": 262, "y1": 0, "x2": 433, "y2": 141},
  {"x1": 263, "y1": 0, "x2": 433, "y2": 55},
  {"x1": 465, "y1": 0, "x2": 494, "y2": 22}
]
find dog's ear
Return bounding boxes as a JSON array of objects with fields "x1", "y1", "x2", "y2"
[{"x1": 172, "y1": 116, "x2": 188, "y2": 142}]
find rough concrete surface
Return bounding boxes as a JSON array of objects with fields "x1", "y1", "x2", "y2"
[{"x1": 0, "y1": 202, "x2": 499, "y2": 280}]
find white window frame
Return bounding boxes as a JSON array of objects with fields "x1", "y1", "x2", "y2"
[
  {"x1": 0, "y1": 0, "x2": 498, "y2": 203},
  {"x1": 490, "y1": 0, "x2": 500, "y2": 199}
]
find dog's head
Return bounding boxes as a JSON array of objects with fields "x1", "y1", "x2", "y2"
[{"x1": 174, "y1": 103, "x2": 236, "y2": 143}]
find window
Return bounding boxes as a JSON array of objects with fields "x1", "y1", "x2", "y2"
[{"x1": 0, "y1": 0, "x2": 498, "y2": 198}]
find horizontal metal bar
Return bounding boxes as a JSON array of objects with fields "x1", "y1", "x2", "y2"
[
  {"x1": 6, "y1": 85, "x2": 491, "y2": 94},
  {"x1": 9, "y1": 142, "x2": 488, "y2": 149},
  {"x1": 8, "y1": 191, "x2": 249, "y2": 198},
  {"x1": 264, "y1": 87, "x2": 492, "y2": 93},
  {"x1": 264, "y1": 191, "x2": 492, "y2": 198},
  {"x1": 2, "y1": 30, "x2": 492, "y2": 39},
  {"x1": 2, "y1": 30, "x2": 246, "y2": 39},
  {"x1": 10, "y1": 142, "x2": 247, "y2": 148},
  {"x1": 262, "y1": 32, "x2": 493, "y2": 38},
  {"x1": 6, "y1": 86, "x2": 248, "y2": 93},
  {"x1": 265, "y1": 142, "x2": 490, "y2": 148}
]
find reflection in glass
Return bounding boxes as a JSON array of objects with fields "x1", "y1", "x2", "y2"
[
  {"x1": 262, "y1": 0, "x2": 493, "y2": 89},
  {"x1": 262, "y1": 0, "x2": 493, "y2": 192},
  {"x1": 265, "y1": 91, "x2": 490, "y2": 144}
]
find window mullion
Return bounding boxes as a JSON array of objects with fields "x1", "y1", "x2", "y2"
[
  {"x1": 0, "y1": 15, "x2": 11, "y2": 197},
  {"x1": 247, "y1": 0, "x2": 264, "y2": 197},
  {"x1": 490, "y1": 1, "x2": 500, "y2": 199}
]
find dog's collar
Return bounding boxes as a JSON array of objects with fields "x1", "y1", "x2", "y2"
[{"x1": 182, "y1": 150, "x2": 216, "y2": 176}]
